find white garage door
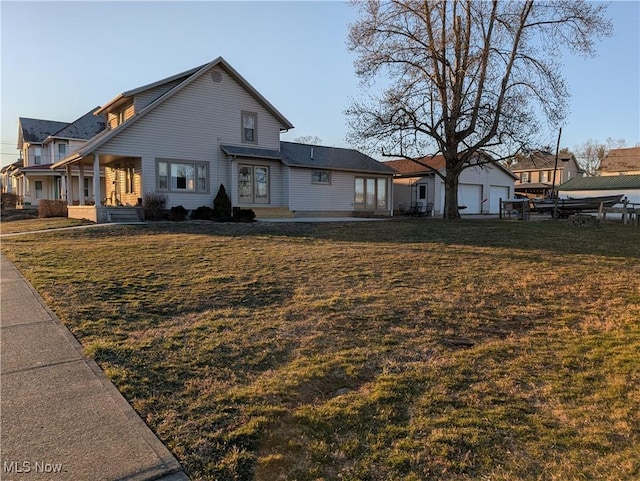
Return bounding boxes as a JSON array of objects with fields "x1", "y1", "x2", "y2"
[
  {"x1": 489, "y1": 185, "x2": 510, "y2": 214},
  {"x1": 458, "y1": 184, "x2": 483, "y2": 214}
]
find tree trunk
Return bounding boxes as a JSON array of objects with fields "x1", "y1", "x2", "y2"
[{"x1": 443, "y1": 169, "x2": 461, "y2": 219}]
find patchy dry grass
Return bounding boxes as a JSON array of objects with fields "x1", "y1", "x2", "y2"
[
  {"x1": 0, "y1": 216, "x2": 93, "y2": 234},
  {"x1": 2, "y1": 219, "x2": 639, "y2": 480}
]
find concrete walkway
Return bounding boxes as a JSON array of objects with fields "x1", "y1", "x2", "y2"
[{"x1": 0, "y1": 254, "x2": 188, "y2": 481}]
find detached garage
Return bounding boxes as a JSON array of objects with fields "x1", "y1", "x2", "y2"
[
  {"x1": 558, "y1": 175, "x2": 640, "y2": 205},
  {"x1": 387, "y1": 154, "x2": 516, "y2": 216}
]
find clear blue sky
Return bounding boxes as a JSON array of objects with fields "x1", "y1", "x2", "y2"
[{"x1": 1, "y1": 1, "x2": 638, "y2": 167}]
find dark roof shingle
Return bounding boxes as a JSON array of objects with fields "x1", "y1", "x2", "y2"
[
  {"x1": 220, "y1": 142, "x2": 394, "y2": 175},
  {"x1": 48, "y1": 108, "x2": 106, "y2": 141},
  {"x1": 19, "y1": 118, "x2": 69, "y2": 145},
  {"x1": 509, "y1": 150, "x2": 576, "y2": 171},
  {"x1": 280, "y1": 142, "x2": 394, "y2": 174}
]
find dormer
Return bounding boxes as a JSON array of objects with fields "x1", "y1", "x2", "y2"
[{"x1": 94, "y1": 64, "x2": 203, "y2": 130}]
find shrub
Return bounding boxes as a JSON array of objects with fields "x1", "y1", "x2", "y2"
[
  {"x1": 233, "y1": 207, "x2": 256, "y2": 223},
  {"x1": 38, "y1": 200, "x2": 68, "y2": 218},
  {"x1": 142, "y1": 193, "x2": 167, "y2": 221},
  {"x1": 191, "y1": 205, "x2": 215, "y2": 220},
  {"x1": 1, "y1": 192, "x2": 20, "y2": 210},
  {"x1": 168, "y1": 205, "x2": 188, "y2": 221},
  {"x1": 213, "y1": 184, "x2": 232, "y2": 218}
]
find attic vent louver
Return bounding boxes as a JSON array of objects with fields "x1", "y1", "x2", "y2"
[{"x1": 211, "y1": 71, "x2": 222, "y2": 83}]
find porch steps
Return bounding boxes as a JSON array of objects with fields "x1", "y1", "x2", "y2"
[
  {"x1": 106, "y1": 207, "x2": 144, "y2": 223},
  {"x1": 251, "y1": 207, "x2": 295, "y2": 219}
]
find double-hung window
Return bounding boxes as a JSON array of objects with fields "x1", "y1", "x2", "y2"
[
  {"x1": 157, "y1": 160, "x2": 208, "y2": 193},
  {"x1": 57, "y1": 143, "x2": 67, "y2": 161},
  {"x1": 241, "y1": 111, "x2": 257, "y2": 143},
  {"x1": 34, "y1": 147, "x2": 42, "y2": 165},
  {"x1": 35, "y1": 180, "x2": 43, "y2": 199}
]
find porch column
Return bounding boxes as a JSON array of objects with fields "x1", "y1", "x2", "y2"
[
  {"x1": 65, "y1": 165, "x2": 72, "y2": 205},
  {"x1": 23, "y1": 177, "x2": 28, "y2": 205},
  {"x1": 78, "y1": 165, "x2": 85, "y2": 205},
  {"x1": 93, "y1": 155, "x2": 101, "y2": 205}
]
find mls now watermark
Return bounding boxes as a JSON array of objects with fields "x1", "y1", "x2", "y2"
[{"x1": 3, "y1": 460, "x2": 63, "y2": 474}]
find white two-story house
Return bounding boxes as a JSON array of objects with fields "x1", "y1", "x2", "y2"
[
  {"x1": 51, "y1": 57, "x2": 394, "y2": 222},
  {"x1": 11, "y1": 110, "x2": 106, "y2": 206}
]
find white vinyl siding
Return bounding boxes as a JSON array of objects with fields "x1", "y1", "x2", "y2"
[
  {"x1": 287, "y1": 168, "x2": 391, "y2": 213},
  {"x1": 489, "y1": 185, "x2": 510, "y2": 213},
  {"x1": 97, "y1": 66, "x2": 284, "y2": 209},
  {"x1": 434, "y1": 164, "x2": 514, "y2": 215}
]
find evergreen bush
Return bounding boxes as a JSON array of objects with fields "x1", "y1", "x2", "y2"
[
  {"x1": 213, "y1": 184, "x2": 232, "y2": 219},
  {"x1": 233, "y1": 207, "x2": 256, "y2": 223},
  {"x1": 191, "y1": 205, "x2": 215, "y2": 220},
  {"x1": 168, "y1": 205, "x2": 188, "y2": 221}
]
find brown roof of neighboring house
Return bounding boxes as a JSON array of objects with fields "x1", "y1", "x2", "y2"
[
  {"x1": 383, "y1": 156, "x2": 446, "y2": 175},
  {"x1": 384, "y1": 153, "x2": 517, "y2": 179},
  {"x1": 509, "y1": 150, "x2": 576, "y2": 171},
  {"x1": 598, "y1": 147, "x2": 640, "y2": 172}
]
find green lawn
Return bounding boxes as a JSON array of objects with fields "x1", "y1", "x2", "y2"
[{"x1": 2, "y1": 219, "x2": 639, "y2": 480}]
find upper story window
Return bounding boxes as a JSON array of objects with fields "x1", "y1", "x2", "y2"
[
  {"x1": 540, "y1": 170, "x2": 548, "y2": 182},
  {"x1": 241, "y1": 111, "x2": 257, "y2": 143},
  {"x1": 520, "y1": 172, "x2": 529, "y2": 183},
  {"x1": 57, "y1": 143, "x2": 67, "y2": 161},
  {"x1": 34, "y1": 147, "x2": 42, "y2": 165}
]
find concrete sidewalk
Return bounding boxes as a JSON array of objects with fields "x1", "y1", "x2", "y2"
[{"x1": 0, "y1": 254, "x2": 188, "y2": 481}]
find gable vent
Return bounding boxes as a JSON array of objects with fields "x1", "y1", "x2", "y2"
[{"x1": 211, "y1": 71, "x2": 222, "y2": 83}]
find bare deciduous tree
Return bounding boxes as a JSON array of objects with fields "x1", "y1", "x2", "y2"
[
  {"x1": 574, "y1": 137, "x2": 626, "y2": 176},
  {"x1": 346, "y1": 0, "x2": 612, "y2": 218},
  {"x1": 293, "y1": 135, "x2": 323, "y2": 145}
]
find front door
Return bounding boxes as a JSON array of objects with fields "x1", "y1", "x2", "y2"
[{"x1": 238, "y1": 165, "x2": 269, "y2": 204}]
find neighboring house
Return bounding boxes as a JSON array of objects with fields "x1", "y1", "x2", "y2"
[
  {"x1": 11, "y1": 110, "x2": 106, "y2": 206},
  {"x1": 1, "y1": 161, "x2": 20, "y2": 194},
  {"x1": 597, "y1": 147, "x2": 640, "y2": 176},
  {"x1": 385, "y1": 153, "x2": 517, "y2": 215},
  {"x1": 509, "y1": 150, "x2": 584, "y2": 198},
  {"x1": 52, "y1": 57, "x2": 394, "y2": 222},
  {"x1": 558, "y1": 174, "x2": 640, "y2": 205}
]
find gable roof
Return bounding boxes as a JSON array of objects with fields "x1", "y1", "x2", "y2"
[
  {"x1": 558, "y1": 174, "x2": 640, "y2": 191},
  {"x1": 18, "y1": 118, "x2": 69, "y2": 147},
  {"x1": 509, "y1": 150, "x2": 577, "y2": 171},
  {"x1": 53, "y1": 57, "x2": 294, "y2": 168},
  {"x1": 44, "y1": 107, "x2": 106, "y2": 142},
  {"x1": 383, "y1": 156, "x2": 446, "y2": 176},
  {"x1": 384, "y1": 153, "x2": 517, "y2": 179},
  {"x1": 598, "y1": 147, "x2": 640, "y2": 172}
]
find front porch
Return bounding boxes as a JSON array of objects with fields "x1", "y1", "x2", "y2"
[{"x1": 61, "y1": 154, "x2": 143, "y2": 223}]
